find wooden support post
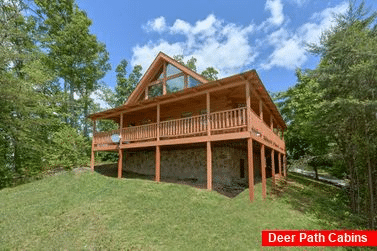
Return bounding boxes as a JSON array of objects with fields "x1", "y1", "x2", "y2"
[
  {"x1": 245, "y1": 82, "x2": 252, "y2": 131},
  {"x1": 157, "y1": 104, "x2": 160, "y2": 141},
  {"x1": 283, "y1": 154, "x2": 287, "y2": 177},
  {"x1": 207, "y1": 141, "x2": 212, "y2": 190},
  {"x1": 90, "y1": 120, "x2": 96, "y2": 172},
  {"x1": 155, "y1": 145, "x2": 160, "y2": 182},
  {"x1": 118, "y1": 148, "x2": 123, "y2": 179},
  {"x1": 119, "y1": 112, "x2": 124, "y2": 146},
  {"x1": 247, "y1": 138, "x2": 254, "y2": 202},
  {"x1": 278, "y1": 152, "x2": 282, "y2": 176},
  {"x1": 261, "y1": 144, "x2": 267, "y2": 199},
  {"x1": 206, "y1": 92, "x2": 211, "y2": 135},
  {"x1": 271, "y1": 149, "x2": 275, "y2": 189}
]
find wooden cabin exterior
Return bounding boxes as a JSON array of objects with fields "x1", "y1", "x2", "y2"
[{"x1": 88, "y1": 52, "x2": 287, "y2": 201}]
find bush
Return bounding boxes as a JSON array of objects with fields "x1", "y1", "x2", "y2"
[{"x1": 46, "y1": 125, "x2": 90, "y2": 169}]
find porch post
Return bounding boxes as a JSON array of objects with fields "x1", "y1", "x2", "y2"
[
  {"x1": 283, "y1": 154, "x2": 287, "y2": 177},
  {"x1": 206, "y1": 92, "x2": 212, "y2": 190},
  {"x1": 155, "y1": 145, "x2": 160, "y2": 182},
  {"x1": 278, "y1": 152, "x2": 282, "y2": 176},
  {"x1": 118, "y1": 113, "x2": 124, "y2": 179},
  {"x1": 207, "y1": 141, "x2": 212, "y2": 190},
  {"x1": 157, "y1": 104, "x2": 160, "y2": 141},
  {"x1": 90, "y1": 120, "x2": 96, "y2": 172},
  {"x1": 261, "y1": 144, "x2": 267, "y2": 199},
  {"x1": 206, "y1": 92, "x2": 210, "y2": 136},
  {"x1": 271, "y1": 149, "x2": 275, "y2": 189},
  {"x1": 247, "y1": 138, "x2": 254, "y2": 202},
  {"x1": 245, "y1": 81, "x2": 252, "y2": 131},
  {"x1": 118, "y1": 149, "x2": 123, "y2": 178},
  {"x1": 156, "y1": 104, "x2": 161, "y2": 182}
]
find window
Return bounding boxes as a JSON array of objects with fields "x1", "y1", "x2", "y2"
[
  {"x1": 188, "y1": 76, "x2": 200, "y2": 87},
  {"x1": 166, "y1": 76, "x2": 184, "y2": 93},
  {"x1": 166, "y1": 63, "x2": 181, "y2": 77},
  {"x1": 148, "y1": 83, "x2": 163, "y2": 98}
]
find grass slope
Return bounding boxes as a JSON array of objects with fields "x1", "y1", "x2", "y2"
[{"x1": 0, "y1": 170, "x2": 363, "y2": 250}]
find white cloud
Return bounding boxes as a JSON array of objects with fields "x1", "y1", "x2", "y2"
[
  {"x1": 299, "y1": 2, "x2": 348, "y2": 45},
  {"x1": 132, "y1": 15, "x2": 256, "y2": 77},
  {"x1": 144, "y1": 16, "x2": 167, "y2": 32},
  {"x1": 261, "y1": 2, "x2": 348, "y2": 70},
  {"x1": 265, "y1": 0, "x2": 284, "y2": 26},
  {"x1": 91, "y1": 91, "x2": 111, "y2": 110},
  {"x1": 261, "y1": 37, "x2": 307, "y2": 70}
]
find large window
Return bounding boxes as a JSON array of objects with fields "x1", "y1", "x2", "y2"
[
  {"x1": 166, "y1": 76, "x2": 185, "y2": 93},
  {"x1": 188, "y1": 76, "x2": 200, "y2": 87},
  {"x1": 148, "y1": 83, "x2": 163, "y2": 98},
  {"x1": 166, "y1": 63, "x2": 181, "y2": 77}
]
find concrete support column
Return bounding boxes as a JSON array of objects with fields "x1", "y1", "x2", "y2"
[{"x1": 247, "y1": 138, "x2": 254, "y2": 202}]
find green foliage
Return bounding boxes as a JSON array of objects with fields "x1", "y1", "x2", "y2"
[
  {"x1": 173, "y1": 55, "x2": 219, "y2": 80},
  {"x1": 278, "y1": 0, "x2": 377, "y2": 228},
  {"x1": 0, "y1": 0, "x2": 109, "y2": 188},
  {"x1": 35, "y1": 0, "x2": 111, "y2": 132},
  {"x1": 201, "y1": 67, "x2": 219, "y2": 81},
  {"x1": 46, "y1": 126, "x2": 90, "y2": 169}
]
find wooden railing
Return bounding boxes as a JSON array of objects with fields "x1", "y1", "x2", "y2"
[
  {"x1": 210, "y1": 107, "x2": 247, "y2": 131},
  {"x1": 93, "y1": 107, "x2": 283, "y2": 149},
  {"x1": 93, "y1": 129, "x2": 120, "y2": 145},
  {"x1": 122, "y1": 123, "x2": 157, "y2": 142},
  {"x1": 160, "y1": 114, "x2": 207, "y2": 137},
  {"x1": 249, "y1": 109, "x2": 284, "y2": 148}
]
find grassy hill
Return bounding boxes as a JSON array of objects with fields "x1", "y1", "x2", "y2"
[{"x1": 0, "y1": 169, "x2": 364, "y2": 250}]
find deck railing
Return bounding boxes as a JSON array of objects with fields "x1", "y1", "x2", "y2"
[
  {"x1": 160, "y1": 114, "x2": 207, "y2": 137},
  {"x1": 209, "y1": 107, "x2": 247, "y2": 131},
  {"x1": 93, "y1": 107, "x2": 282, "y2": 148},
  {"x1": 122, "y1": 123, "x2": 157, "y2": 142},
  {"x1": 93, "y1": 129, "x2": 120, "y2": 145}
]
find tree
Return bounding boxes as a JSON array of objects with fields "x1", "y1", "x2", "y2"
[
  {"x1": 201, "y1": 67, "x2": 219, "y2": 81},
  {"x1": 275, "y1": 69, "x2": 328, "y2": 180},
  {"x1": 0, "y1": 0, "x2": 62, "y2": 187},
  {"x1": 173, "y1": 55, "x2": 219, "y2": 80},
  {"x1": 114, "y1": 59, "x2": 142, "y2": 106},
  {"x1": 35, "y1": 0, "x2": 110, "y2": 134},
  {"x1": 308, "y1": 0, "x2": 377, "y2": 228}
]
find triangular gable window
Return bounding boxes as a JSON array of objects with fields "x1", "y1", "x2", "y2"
[
  {"x1": 188, "y1": 76, "x2": 200, "y2": 88},
  {"x1": 166, "y1": 64, "x2": 181, "y2": 77}
]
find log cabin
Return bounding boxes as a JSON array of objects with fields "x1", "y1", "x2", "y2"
[{"x1": 88, "y1": 52, "x2": 287, "y2": 201}]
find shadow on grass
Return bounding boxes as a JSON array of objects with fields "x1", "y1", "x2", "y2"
[{"x1": 274, "y1": 172, "x2": 368, "y2": 230}]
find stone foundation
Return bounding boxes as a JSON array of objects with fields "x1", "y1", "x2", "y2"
[{"x1": 123, "y1": 142, "x2": 262, "y2": 186}]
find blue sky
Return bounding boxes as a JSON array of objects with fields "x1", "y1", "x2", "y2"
[{"x1": 76, "y1": 0, "x2": 376, "y2": 105}]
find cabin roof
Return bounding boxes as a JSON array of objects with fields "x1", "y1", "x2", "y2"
[{"x1": 88, "y1": 52, "x2": 287, "y2": 130}]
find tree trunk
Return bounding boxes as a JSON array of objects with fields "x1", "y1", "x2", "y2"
[{"x1": 313, "y1": 165, "x2": 319, "y2": 180}]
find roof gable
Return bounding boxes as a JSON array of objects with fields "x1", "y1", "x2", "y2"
[{"x1": 125, "y1": 52, "x2": 209, "y2": 105}]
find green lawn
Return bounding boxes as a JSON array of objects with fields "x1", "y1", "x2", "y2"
[{"x1": 0, "y1": 169, "x2": 365, "y2": 250}]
